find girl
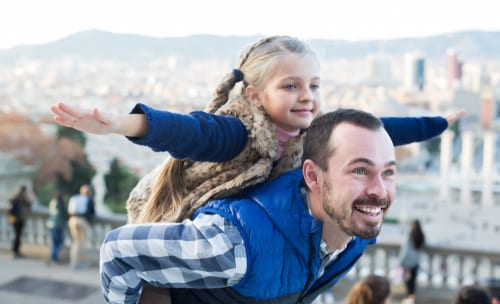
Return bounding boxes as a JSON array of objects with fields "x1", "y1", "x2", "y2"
[{"x1": 51, "y1": 35, "x2": 463, "y2": 226}]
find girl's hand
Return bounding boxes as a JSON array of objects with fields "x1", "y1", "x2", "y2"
[
  {"x1": 51, "y1": 102, "x2": 120, "y2": 135},
  {"x1": 446, "y1": 109, "x2": 466, "y2": 126}
]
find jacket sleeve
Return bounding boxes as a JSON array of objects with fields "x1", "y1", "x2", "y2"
[
  {"x1": 125, "y1": 103, "x2": 249, "y2": 162},
  {"x1": 380, "y1": 116, "x2": 448, "y2": 146}
]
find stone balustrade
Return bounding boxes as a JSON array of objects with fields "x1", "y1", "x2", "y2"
[
  {"x1": 1, "y1": 206, "x2": 499, "y2": 292},
  {"x1": 0, "y1": 206, "x2": 126, "y2": 259}
]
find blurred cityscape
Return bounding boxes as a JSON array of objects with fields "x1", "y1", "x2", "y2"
[{"x1": 1, "y1": 31, "x2": 499, "y2": 252}]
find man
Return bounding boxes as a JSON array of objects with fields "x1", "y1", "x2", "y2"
[
  {"x1": 8, "y1": 185, "x2": 32, "y2": 258},
  {"x1": 68, "y1": 184, "x2": 95, "y2": 269},
  {"x1": 100, "y1": 108, "x2": 397, "y2": 304}
]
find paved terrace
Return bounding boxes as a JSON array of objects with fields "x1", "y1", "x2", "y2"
[
  {"x1": 0, "y1": 250, "x2": 102, "y2": 304},
  {"x1": 0, "y1": 246, "x2": 459, "y2": 304}
]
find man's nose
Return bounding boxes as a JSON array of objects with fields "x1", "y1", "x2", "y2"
[{"x1": 367, "y1": 175, "x2": 388, "y2": 199}]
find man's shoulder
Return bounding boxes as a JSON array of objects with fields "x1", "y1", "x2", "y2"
[{"x1": 249, "y1": 169, "x2": 303, "y2": 192}]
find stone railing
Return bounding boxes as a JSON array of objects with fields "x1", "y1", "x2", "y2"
[
  {"x1": 0, "y1": 206, "x2": 127, "y2": 261},
  {"x1": 347, "y1": 241, "x2": 500, "y2": 289},
  {"x1": 1, "y1": 206, "x2": 499, "y2": 291}
]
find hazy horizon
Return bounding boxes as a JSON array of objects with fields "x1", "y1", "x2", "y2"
[{"x1": 2, "y1": 0, "x2": 499, "y2": 50}]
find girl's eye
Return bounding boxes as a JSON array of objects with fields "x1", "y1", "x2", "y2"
[
  {"x1": 353, "y1": 168, "x2": 366, "y2": 175},
  {"x1": 310, "y1": 84, "x2": 320, "y2": 90},
  {"x1": 285, "y1": 83, "x2": 297, "y2": 90}
]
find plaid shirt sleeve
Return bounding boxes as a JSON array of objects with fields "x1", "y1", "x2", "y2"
[{"x1": 99, "y1": 213, "x2": 247, "y2": 304}]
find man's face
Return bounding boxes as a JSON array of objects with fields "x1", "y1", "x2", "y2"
[{"x1": 319, "y1": 123, "x2": 396, "y2": 239}]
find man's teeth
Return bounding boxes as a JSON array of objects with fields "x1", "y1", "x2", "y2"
[{"x1": 356, "y1": 206, "x2": 381, "y2": 215}]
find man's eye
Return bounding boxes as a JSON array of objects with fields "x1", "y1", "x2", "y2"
[
  {"x1": 383, "y1": 169, "x2": 395, "y2": 177},
  {"x1": 353, "y1": 168, "x2": 366, "y2": 175}
]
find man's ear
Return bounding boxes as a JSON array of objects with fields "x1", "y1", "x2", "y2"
[
  {"x1": 245, "y1": 84, "x2": 261, "y2": 105},
  {"x1": 303, "y1": 160, "x2": 321, "y2": 192}
]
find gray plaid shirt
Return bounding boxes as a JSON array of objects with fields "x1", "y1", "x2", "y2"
[{"x1": 100, "y1": 213, "x2": 247, "y2": 304}]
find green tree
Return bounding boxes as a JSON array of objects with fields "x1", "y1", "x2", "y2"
[
  {"x1": 56, "y1": 157, "x2": 96, "y2": 197},
  {"x1": 104, "y1": 158, "x2": 140, "y2": 214},
  {"x1": 425, "y1": 119, "x2": 460, "y2": 156},
  {"x1": 34, "y1": 125, "x2": 96, "y2": 205},
  {"x1": 425, "y1": 136, "x2": 441, "y2": 155},
  {"x1": 57, "y1": 125, "x2": 86, "y2": 146}
]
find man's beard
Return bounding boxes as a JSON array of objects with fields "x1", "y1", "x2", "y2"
[{"x1": 323, "y1": 182, "x2": 389, "y2": 239}]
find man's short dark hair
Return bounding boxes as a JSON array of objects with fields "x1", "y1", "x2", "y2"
[{"x1": 302, "y1": 108, "x2": 383, "y2": 171}]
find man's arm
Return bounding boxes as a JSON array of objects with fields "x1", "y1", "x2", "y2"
[{"x1": 99, "y1": 213, "x2": 247, "y2": 304}]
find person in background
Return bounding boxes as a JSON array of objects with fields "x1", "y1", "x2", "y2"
[
  {"x1": 454, "y1": 285, "x2": 497, "y2": 304},
  {"x1": 398, "y1": 219, "x2": 426, "y2": 303},
  {"x1": 67, "y1": 184, "x2": 95, "y2": 269},
  {"x1": 8, "y1": 185, "x2": 32, "y2": 258},
  {"x1": 46, "y1": 191, "x2": 68, "y2": 265},
  {"x1": 483, "y1": 278, "x2": 500, "y2": 304},
  {"x1": 343, "y1": 274, "x2": 391, "y2": 304}
]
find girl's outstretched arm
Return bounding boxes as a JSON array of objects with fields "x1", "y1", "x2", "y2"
[
  {"x1": 382, "y1": 109, "x2": 466, "y2": 146},
  {"x1": 52, "y1": 102, "x2": 248, "y2": 162},
  {"x1": 51, "y1": 102, "x2": 147, "y2": 137}
]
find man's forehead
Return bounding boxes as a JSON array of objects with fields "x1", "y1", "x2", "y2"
[{"x1": 330, "y1": 123, "x2": 395, "y2": 162}]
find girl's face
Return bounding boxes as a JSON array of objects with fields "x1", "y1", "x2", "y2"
[{"x1": 247, "y1": 54, "x2": 321, "y2": 132}]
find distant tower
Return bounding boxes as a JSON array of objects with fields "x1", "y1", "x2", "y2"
[
  {"x1": 403, "y1": 51, "x2": 425, "y2": 92},
  {"x1": 447, "y1": 48, "x2": 463, "y2": 89},
  {"x1": 367, "y1": 54, "x2": 392, "y2": 87},
  {"x1": 481, "y1": 91, "x2": 494, "y2": 130}
]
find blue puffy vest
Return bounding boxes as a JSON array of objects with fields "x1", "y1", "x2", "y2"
[{"x1": 171, "y1": 169, "x2": 375, "y2": 304}]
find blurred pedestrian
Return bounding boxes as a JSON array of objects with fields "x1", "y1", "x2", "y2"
[
  {"x1": 454, "y1": 285, "x2": 494, "y2": 304},
  {"x1": 343, "y1": 274, "x2": 391, "y2": 304},
  {"x1": 46, "y1": 191, "x2": 68, "y2": 265},
  {"x1": 7, "y1": 185, "x2": 32, "y2": 258},
  {"x1": 67, "y1": 184, "x2": 95, "y2": 269},
  {"x1": 398, "y1": 219, "x2": 426, "y2": 303},
  {"x1": 481, "y1": 278, "x2": 500, "y2": 304}
]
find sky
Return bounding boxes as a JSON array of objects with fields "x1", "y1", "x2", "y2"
[{"x1": 1, "y1": 0, "x2": 499, "y2": 50}]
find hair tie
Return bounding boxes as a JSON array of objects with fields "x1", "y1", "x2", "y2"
[{"x1": 232, "y1": 69, "x2": 244, "y2": 82}]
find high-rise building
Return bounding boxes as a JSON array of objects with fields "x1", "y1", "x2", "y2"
[
  {"x1": 366, "y1": 54, "x2": 392, "y2": 87},
  {"x1": 447, "y1": 48, "x2": 463, "y2": 89},
  {"x1": 403, "y1": 51, "x2": 425, "y2": 92}
]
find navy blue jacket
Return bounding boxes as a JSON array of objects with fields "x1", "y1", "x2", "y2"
[{"x1": 128, "y1": 103, "x2": 447, "y2": 161}]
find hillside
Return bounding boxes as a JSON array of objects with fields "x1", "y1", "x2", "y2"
[{"x1": 1, "y1": 30, "x2": 499, "y2": 63}]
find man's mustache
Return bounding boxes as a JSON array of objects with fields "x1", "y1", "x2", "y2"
[{"x1": 353, "y1": 197, "x2": 389, "y2": 208}]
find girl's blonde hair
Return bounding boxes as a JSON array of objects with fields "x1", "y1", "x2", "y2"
[
  {"x1": 343, "y1": 275, "x2": 391, "y2": 304},
  {"x1": 137, "y1": 36, "x2": 317, "y2": 223}
]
